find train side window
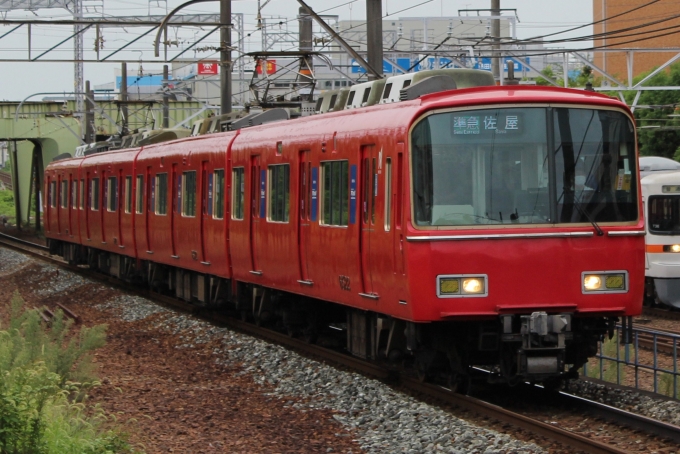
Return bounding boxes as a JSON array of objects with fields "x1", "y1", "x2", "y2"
[
  {"x1": 60, "y1": 180, "x2": 68, "y2": 208},
  {"x1": 182, "y1": 171, "x2": 197, "y2": 217},
  {"x1": 268, "y1": 164, "x2": 290, "y2": 222},
  {"x1": 135, "y1": 175, "x2": 144, "y2": 214},
  {"x1": 90, "y1": 178, "x2": 100, "y2": 211},
  {"x1": 385, "y1": 157, "x2": 392, "y2": 231},
  {"x1": 213, "y1": 169, "x2": 225, "y2": 219},
  {"x1": 71, "y1": 180, "x2": 78, "y2": 208},
  {"x1": 155, "y1": 173, "x2": 168, "y2": 215},
  {"x1": 79, "y1": 179, "x2": 84, "y2": 210},
  {"x1": 321, "y1": 160, "x2": 349, "y2": 226},
  {"x1": 232, "y1": 167, "x2": 245, "y2": 220},
  {"x1": 49, "y1": 181, "x2": 56, "y2": 208},
  {"x1": 124, "y1": 176, "x2": 132, "y2": 213},
  {"x1": 361, "y1": 88, "x2": 371, "y2": 105},
  {"x1": 107, "y1": 176, "x2": 118, "y2": 212}
]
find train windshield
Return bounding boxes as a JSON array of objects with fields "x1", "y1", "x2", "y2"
[
  {"x1": 648, "y1": 195, "x2": 680, "y2": 235},
  {"x1": 411, "y1": 107, "x2": 638, "y2": 227}
]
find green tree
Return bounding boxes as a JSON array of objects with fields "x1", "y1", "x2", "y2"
[{"x1": 622, "y1": 63, "x2": 680, "y2": 158}]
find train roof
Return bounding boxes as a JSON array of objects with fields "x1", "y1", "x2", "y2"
[
  {"x1": 641, "y1": 169, "x2": 680, "y2": 186},
  {"x1": 417, "y1": 84, "x2": 629, "y2": 111},
  {"x1": 640, "y1": 156, "x2": 680, "y2": 173}
]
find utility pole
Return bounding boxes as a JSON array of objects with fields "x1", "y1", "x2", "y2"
[
  {"x1": 85, "y1": 80, "x2": 95, "y2": 143},
  {"x1": 120, "y1": 62, "x2": 128, "y2": 136},
  {"x1": 366, "y1": 0, "x2": 383, "y2": 80},
  {"x1": 491, "y1": 0, "x2": 500, "y2": 84},
  {"x1": 220, "y1": 0, "x2": 232, "y2": 114},
  {"x1": 298, "y1": 5, "x2": 313, "y2": 100},
  {"x1": 162, "y1": 65, "x2": 169, "y2": 128}
]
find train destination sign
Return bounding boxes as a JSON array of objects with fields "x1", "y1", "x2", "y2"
[{"x1": 452, "y1": 114, "x2": 520, "y2": 135}]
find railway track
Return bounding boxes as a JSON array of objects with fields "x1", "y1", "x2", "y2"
[
  {"x1": 1, "y1": 233, "x2": 678, "y2": 453},
  {"x1": 642, "y1": 306, "x2": 680, "y2": 321},
  {"x1": 0, "y1": 170, "x2": 11, "y2": 190}
]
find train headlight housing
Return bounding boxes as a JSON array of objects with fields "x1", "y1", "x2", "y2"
[
  {"x1": 437, "y1": 275, "x2": 487, "y2": 298},
  {"x1": 583, "y1": 275, "x2": 602, "y2": 291},
  {"x1": 582, "y1": 271, "x2": 628, "y2": 293},
  {"x1": 664, "y1": 244, "x2": 680, "y2": 253},
  {"x1": 462, "y1": 278, "x2": 484, "y2": 294}
]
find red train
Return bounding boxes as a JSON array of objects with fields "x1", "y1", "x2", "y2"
[{"x1": 44, "y1": 77, "x2": 644, "y2": 390}]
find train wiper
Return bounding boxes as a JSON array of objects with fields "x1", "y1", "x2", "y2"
[{"x1": 573, "y1": 202, "x2": 604, "y2": 236}]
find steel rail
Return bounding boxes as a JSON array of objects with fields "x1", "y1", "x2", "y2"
[{"x1": 555, "y1": 390, "x2": 680, "y2": 446}]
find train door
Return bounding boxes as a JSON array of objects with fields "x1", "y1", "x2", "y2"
[
  {"x1": 249, "y1": 155, "x2": 261, "y2": 273},
  {"x1": 171, "y1": 163, "x2": 178, "y2": 258},
  {"x1": 200, "y1": 161, "x2": 208, "y2": 262},
  {"x1": 360, "y1": 144, "x2": 378, "y2": 296},
  {"x1": 56, "y1": 174, "x2": 63, "y2": 234},
  {"x1": 145, "y1": 167, "x2": 153, "y2": 252},
  {"x1": 118, "y1": 169, "x2": 124, "y2": 247},
  {"x1": 85, "y1": 172, "x2": 91, "y2": 240},
  {"x1": 69, "y1": 174, "x2": 76, "y2": 239},
  {"x1": 298, "y1": 150, "x2": 313, "y2": 284},
  {"x1": 393, "y1": 144, "x2": 405, "y2": 275}
]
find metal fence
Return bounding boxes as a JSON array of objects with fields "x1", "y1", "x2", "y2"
[{"x1": 582, "y1": 326, "x2": 680, "y2": 400}]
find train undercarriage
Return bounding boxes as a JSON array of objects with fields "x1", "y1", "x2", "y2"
[{"x1": 49, "y1": 239, "x2": 618, "y2": 392}]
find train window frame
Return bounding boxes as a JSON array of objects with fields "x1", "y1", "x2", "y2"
[
  {"x1": 213, "y1": 169, "x2": 225, "y2": 220},
  {"x1": 106, "y1": 176, "x2": 118, "y2": 212},
  {"x1": 90, "y1": 178, "x2": 100, "y2": 211},
  {"x1": 267, "y1": 164, "x2": 290, "y2": 223},
  {"x1": 71, "y1": 179, "x2": 78, "y2": 209},
  {"x1": 124, "y1": 176, "x2": 132, "y2": 213},
  {"x1": 135, "y1": 175, "x2": 144, "y2": 214},
  {"x1": 79, "y1": 179, "x2": 84, "y2": 210},
  {"x1": 647, "y1": 194, "x2": 680, "y2": 234},
  {"x1": 182, "y1": 170, "x2": 197, "y2": 217},
  {"x1": 155, "y1": 173, "x2": 168, "y2": 215},
  {"x1": 232, "y1": 167, "x2": 245, "y2": 220},
  {"x1": 320, "y1": 160, "x2": 349, "y2": 227},
  {"x1": 409, "y1": 104, "x2": 638, "y2": 229},
  {"x1": 49, "y1": 181, "x2": 57, "y2": 208},
  {"x1": 60, "y1": 179, "x2": 68, "y2": 208}
]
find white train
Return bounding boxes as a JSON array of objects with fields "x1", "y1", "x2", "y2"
[{"x1": 640, "y1": 156, "x2": 680, "y2": 308}]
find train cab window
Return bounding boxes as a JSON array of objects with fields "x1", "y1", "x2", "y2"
[
  {"x1": 124, "y1": 176, "x2": 132, "y2": 213},
  {"x1": 232, "y1": 167, "x2": 245, "y2": 220},
  {"x1": 213, "y1": 169, "x2": 225, "y2": 219},
  {"x1": 71, "y1": 180, "x2": 78, "y2": 208},
  {"x1": 155, "y1": 173, "x2": 168, "y2": 215},
  {"x1": 135, "y1": 175, "x2": 144, "y2": 214},
  {"x1": 107, "y1": 177, "x2": 118, "y2": 212},
  {"x1": 268, "y1": 164, "x2": 290, "y2": 222},
  {"x1": 382, "y1": 83, "x2": 392, "y2": 100},
  {"x1": 60, "y1": 180, "x2": 68, "y2": 208},
  {"x1": 321, "y1": 160, "x2": 349, "y2": 226},
  {"x1": 361, "y1": 88, "x2": 371, "y2": 106},
  {"x1": 182, "y1": 171, "x2": 197, "y2": 217},
  {"x1": 49, "y1": 181, "x2": 57, "y2": 208},
  {"x1": 410, "y1": 107, "x2": 638, "y2": 227},
  {"x1": 648, "y1": 196, "x2": 680, "y2": 234},
  {"x1": 90, "y1": 178, "x2": 100, "y2": 211},
  {"x1": 346, "y1": 91, "x2": 356, "y2": 106},
  {"x1": 79, "y1": 179, "x2": 84, "y2": 210}
]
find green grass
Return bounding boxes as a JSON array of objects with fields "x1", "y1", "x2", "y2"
[
  {"x1": 0, "y1": 292, "x2": 137, "y2": 453},
  {"x1": 0, "y1": 188, "x2": 15, "y2": 223}
]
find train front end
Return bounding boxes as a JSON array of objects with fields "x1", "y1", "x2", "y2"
[{"x1": 403, "y1": 87, "x2": 644, "y2": 386}]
